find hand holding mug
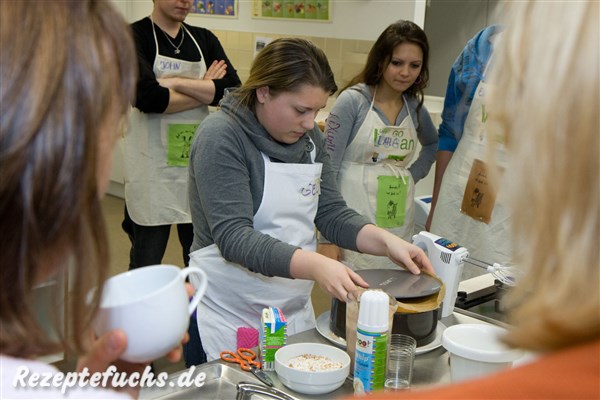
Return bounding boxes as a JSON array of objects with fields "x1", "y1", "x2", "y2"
[{"x1": 94, "y1": 265, "x2": 207, "y2": 363}]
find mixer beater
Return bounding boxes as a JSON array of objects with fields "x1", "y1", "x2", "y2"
[{"x1": 464, "y1": 258, "x2": 521, "y2": 287}]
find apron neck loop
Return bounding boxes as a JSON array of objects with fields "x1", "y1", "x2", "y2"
[
  {"x1": 304, "y1": 136, "x2": 316, "y2": 163},
  {"x1": 369, "y1": 87, "x2": 377, "y2": 112}
]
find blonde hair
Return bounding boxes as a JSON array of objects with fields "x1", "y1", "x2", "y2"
[
  {"x1": 233, "y1": 38, "x2": 337, "y2": 110},
  {"x1": 0, "y1": 0, "x2": 137, "y2": 358},
  {"x1": 488, "y1": 1, "x2": 599, "y2": 352}
]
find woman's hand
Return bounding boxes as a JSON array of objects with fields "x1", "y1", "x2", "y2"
[
  {"x1": 76, "y1": 329, "x2": 188, "y2": 398},
  {"x1": 75, "y1": 284, "x2": 194, "y2": 397},
  {"x1": 356, "y1": 224, "x2": 435, "y2": 275},
  {"x1": 76, "y1": 329, "x2": 142, "y2": 398},
  {"x1": 386, "y1": 239, "x2": 435, "y2": 275},
  {"x1": 290, "y1": 249, "x2": 368, "y2": 302}
]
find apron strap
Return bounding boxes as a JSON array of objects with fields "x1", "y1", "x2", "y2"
[{"x1": 261, "y1": 137, "x2": 317, "y2": 164}]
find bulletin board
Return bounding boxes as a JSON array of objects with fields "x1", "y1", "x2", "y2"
[
  {"x1": 252, "y1": 0, "x2": 331, "y2": 21},
  {"x1": 192, "y1": 0, "x2": 238, "y2": 17}
]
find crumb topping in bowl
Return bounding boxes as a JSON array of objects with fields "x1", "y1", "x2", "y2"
[{"x1": 287, "y1": 354, "x2": 343, "y2": 372}]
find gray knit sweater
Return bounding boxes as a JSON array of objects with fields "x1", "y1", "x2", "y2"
[{"x1": 188, "y1": 95, "x2": 371, "y2": 278}]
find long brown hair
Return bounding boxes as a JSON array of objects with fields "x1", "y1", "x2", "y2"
[
  {"x1": 342, "y1": 20, "x2": 430, "y2": 112},
  {"x1": 0, "y1": 0, "x2": 137, "y2": 358}
]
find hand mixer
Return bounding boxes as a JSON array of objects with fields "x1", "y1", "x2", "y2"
[{"x1": 412, "y1": 231, "x2": 469, "y2": 318}]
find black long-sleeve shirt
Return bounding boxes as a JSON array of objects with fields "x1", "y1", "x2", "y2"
[{"x1": 130, "y1": 17, "x2": 241, "y2": 112}]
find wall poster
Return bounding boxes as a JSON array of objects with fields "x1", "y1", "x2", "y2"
[
  {"x1": 252, "y1": 0, "x2": 331, "y2": 21},
  {"x1": 192, "y1": 0, "x2": 238, "y2": 17},
  {"x1": 254, "y1": 37, "x2": 275, "y2": 58}
]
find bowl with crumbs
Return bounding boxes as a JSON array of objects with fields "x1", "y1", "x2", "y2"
[{"x1": 274, "y1": 342, "x2": 350, "y2": 395}]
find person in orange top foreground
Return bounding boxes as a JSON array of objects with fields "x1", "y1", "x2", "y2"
[{"x1": 359, "y1": 1, "x2": 600, "y2": 398}]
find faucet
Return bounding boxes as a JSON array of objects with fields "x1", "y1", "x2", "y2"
[{"x1": 236, "y1": 382, "x2": 298, "y2": 400}]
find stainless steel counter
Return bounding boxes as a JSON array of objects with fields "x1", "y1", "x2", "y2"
[{"x1": 140, "y1": 310, "x2": 502, "y2": 399}]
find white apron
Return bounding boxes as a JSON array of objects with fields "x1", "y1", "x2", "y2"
[
  {"x1": 430, "y1": 78, "x2": 512, "y2": 279},
  {"x1": 123, "y1": 20, "x2": 208, "y2": 226},
  {"x1": 190, "y1": 142, "x2": 322, "y2": 361},
  {"x1": 338, "y1": 94, "x2": 417, "y2": 270}
]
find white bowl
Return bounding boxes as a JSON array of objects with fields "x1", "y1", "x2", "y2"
[
  {"x1": 275, "y1": 343, "x2": 350, "y2": 395},
  {"x1": 442, "y1": 324, "x2": 523, "y2": 382}
]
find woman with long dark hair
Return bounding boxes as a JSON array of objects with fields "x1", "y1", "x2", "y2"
[{"x1": 321, "y1": 20, "x2": 438, "y2": 268}]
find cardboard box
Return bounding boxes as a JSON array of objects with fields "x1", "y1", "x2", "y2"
[{"x1": 259, "y1": 307, "x2": 287, "y2": 371}]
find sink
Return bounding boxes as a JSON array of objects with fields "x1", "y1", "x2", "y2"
[
  {"x1": 140, "y1": 363, "x2": 266, "y2": 399},
  {"x1": 139, "y1": 360, "x2": 349, "y2": 399}
]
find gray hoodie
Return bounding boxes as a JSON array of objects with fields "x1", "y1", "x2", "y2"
[{"x1": 188, "y1": 95, "x2": 371, "y2": 278}]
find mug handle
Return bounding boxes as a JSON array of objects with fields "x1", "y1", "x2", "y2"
[{"x1": 180, "y1": 267, "x2": 208, "y2": 315}]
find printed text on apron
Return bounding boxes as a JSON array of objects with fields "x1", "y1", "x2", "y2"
[
  {"x1": 123, "y1": 19, "x2": 208, "y2": 225},
  {"x1": 337, "y1": 93, "x2": 417, "y2": 270}
]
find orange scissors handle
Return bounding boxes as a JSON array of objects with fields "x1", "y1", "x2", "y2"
[
  {"x1": 220, "y1": 350, "x2": 252, "y2": 371},
  {"x1": 237, "y1": 348, "x2": 262, "y2": 369}
]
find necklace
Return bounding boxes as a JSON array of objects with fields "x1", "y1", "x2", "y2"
[{"x1": 161, "y1": 25, "x2": 185, "y2": 54}]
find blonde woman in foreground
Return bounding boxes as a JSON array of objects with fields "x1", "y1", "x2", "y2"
[{"x1": 362, "y1": 1, "x2": 599, "y2": 398}]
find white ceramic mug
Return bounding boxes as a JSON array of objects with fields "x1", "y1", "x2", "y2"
[{"x1": 94, "y1": 264, "x2": 207, "y2": 363}]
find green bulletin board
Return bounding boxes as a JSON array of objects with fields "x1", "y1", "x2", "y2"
[{"x1": 252, "y1": 0, "x2": 331, "y2": 21}]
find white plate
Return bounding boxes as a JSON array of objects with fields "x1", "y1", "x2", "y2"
[
  {"x1": 416, "y1": 321, "x2": 446, "y2": 355},
  {"x1": 315, "y1": 310, "x2": 347, "y2": 348},
  {"x1": 315, "y1": 311, "x2": 446, "y2": 355}
]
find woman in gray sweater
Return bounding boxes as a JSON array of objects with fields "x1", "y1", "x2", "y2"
[
  {"x1": 322, "y1": 21, "x2": 438, "y2": 269},
  {"x1": 187, "y1": 38, "x2": 434, "y2": 361}
]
